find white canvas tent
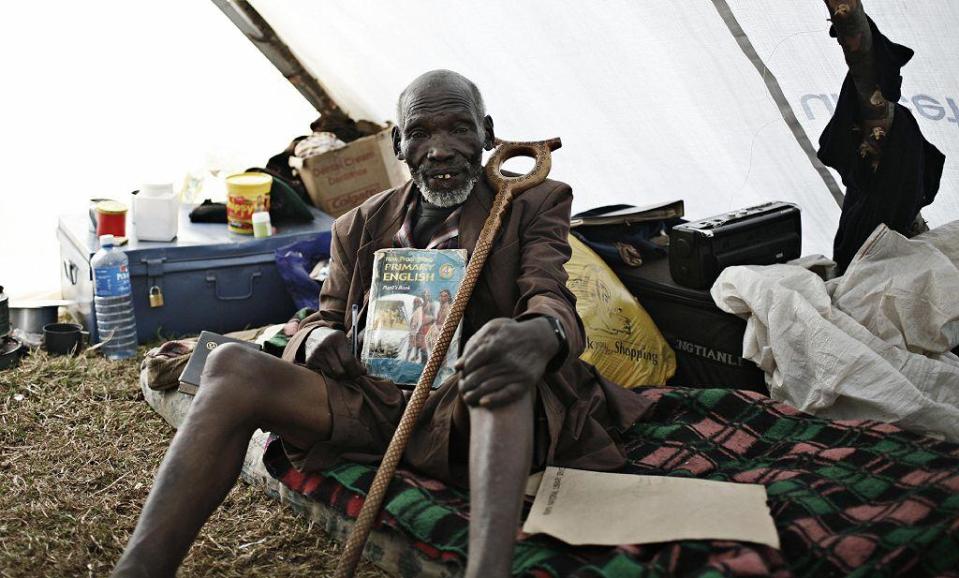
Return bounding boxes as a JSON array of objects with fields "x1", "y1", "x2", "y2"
[
  {"x1": 250, "y1": 0, "x2": 957, "y2": 256},
  {"x1": 2, "y1": 0, "x2": 956, "y2": 296}
]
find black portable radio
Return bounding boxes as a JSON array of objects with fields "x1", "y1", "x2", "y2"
[{"x1": 668, "y1": 201, "x2": 802, "y2": 290}]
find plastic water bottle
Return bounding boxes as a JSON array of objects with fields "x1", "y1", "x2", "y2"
[{"x1": 92, "y1": 235, "x2": 138, "y2": 360}]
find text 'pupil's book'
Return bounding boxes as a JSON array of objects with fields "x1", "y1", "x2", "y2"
[{"x1": 361, "y1": 248, "x2": 467, "y2": 388}]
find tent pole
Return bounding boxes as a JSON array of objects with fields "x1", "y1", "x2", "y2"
[
  {"x1": 710, "y1": 0, "x2": 846, "y2": 208},
  {"x1": 210, "y1": 0, "x2": 349, "y2": 121}
]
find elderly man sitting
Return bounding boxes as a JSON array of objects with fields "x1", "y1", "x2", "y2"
[{"x1": 112, "y1": 70, "x2": 647, "y2": 578}]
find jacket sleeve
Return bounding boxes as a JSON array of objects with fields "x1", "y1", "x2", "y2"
[
  {"x1": 282, "y1": 217, "x2": 355, "y2": 362},
  {"x1": 512, "y1": 182, "x2": 586, "y2": 365}
]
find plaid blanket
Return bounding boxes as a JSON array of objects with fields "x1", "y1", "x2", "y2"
[{"x1": 263, "y1": 388, "x2": 959, "y2": 577}]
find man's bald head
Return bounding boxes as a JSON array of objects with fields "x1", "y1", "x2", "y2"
[
  {"x1": 392, "y1": 70, "x2": 495, "y2": 207},
  {"x1": 395, "y1": 70, "x2": 486, "y2": 129}
]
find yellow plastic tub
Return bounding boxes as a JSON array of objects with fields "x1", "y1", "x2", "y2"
[{"x1": 225, "y1": 173, "x2": 272, "y2": 235}]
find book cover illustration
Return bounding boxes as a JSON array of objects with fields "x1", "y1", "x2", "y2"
[{"x1": 361, "y1": 248, "x2": 467, "y2": 388}]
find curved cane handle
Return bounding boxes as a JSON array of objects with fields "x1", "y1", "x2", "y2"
[{"x1": 484, "y1": 137, "x2": 562, "y2": 196}]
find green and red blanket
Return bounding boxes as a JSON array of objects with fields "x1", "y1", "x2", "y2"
[{"x1": 263, "y1": 387, "x2": 959, "y2": 577}]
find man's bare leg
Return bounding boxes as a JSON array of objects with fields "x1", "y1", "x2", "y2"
[
  {"x1": 112, "y1": 343, "x2": 332, "y2": 578},
  {"x1": 464, "y1": 390, "x2": 534, "y2": 578}
]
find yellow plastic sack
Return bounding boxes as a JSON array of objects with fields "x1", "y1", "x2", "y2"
[{"x1": 565, "y1": 235, "x2": 676, "y2": 387}]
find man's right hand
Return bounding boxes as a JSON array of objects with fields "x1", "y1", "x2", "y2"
[{"x1": 304, "y1": 328, "x2": 366, "y2": 380}]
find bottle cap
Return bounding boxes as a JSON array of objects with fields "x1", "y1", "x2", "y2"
[
  {"x1": 99, "y1": 234, "x2": 116, "y2": 247},
  {"x1": 252, "y1": 211, "x2": 271, "y2": 224}
]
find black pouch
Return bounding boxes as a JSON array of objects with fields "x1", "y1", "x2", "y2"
[{"x1": 189, "y1": 199, "x2": 227, "y2": 223}]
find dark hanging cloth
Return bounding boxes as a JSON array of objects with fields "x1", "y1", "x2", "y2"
[
  {"x1": 265, "y1": 136, "x2": 313, "y2": 206},
  {"x1": 818, "y1": 16, "x2": 945, "y2": 274}
]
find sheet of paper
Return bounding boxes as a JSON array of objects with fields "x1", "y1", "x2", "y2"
[{"x1": 523, "y1": 467, "x2": 780, "y2": 549}]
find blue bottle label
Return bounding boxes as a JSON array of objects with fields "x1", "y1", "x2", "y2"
[{"x1": 94, "y1": 264, "x2": 132, "y2": 297}]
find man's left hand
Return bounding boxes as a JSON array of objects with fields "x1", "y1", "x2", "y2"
[{"x1": 456, "y1": 317, "x2": 559, "y2": 408}]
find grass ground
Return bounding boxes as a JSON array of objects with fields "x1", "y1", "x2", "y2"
[{"x1": 0, "y1": 348, "x2": 389, "y2": 577}]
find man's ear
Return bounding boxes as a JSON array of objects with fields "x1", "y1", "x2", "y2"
[
  {"x1": 391, "y1": 124, "x2": 404, "y2": 159},
  {"x1": 483, "y1": 115, "x2": 495, "y2": 151}
]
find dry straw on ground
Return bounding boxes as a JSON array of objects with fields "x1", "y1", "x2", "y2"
[{"x1": 0, "y1": 348, "x2": 388, "y2": 577}]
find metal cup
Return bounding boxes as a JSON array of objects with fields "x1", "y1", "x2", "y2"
[{"x1": 43, "y1": 322, "x2": 89, "y2": 356}]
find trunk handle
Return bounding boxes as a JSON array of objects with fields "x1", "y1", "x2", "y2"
[
  {"x1": 205, "y1": 270, "x2": 262, "y2": 301},
  {"x1": 63, "y1": 260, "x2": 79, "y2": 285}
]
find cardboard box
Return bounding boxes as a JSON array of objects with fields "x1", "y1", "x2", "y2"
[{"x1": 296, "y1": 124, "x2": 410, "y2": 218}]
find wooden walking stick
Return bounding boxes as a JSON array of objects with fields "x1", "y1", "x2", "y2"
[{"x1": 334, "y1": 136, "x2": 562, "y2": 578}]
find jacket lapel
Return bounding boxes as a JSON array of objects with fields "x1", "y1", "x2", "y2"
[
  {"x1": 459, "y1": 176, "x2": 512, "y2": 320},
  {"x1": 370, "y1": 180, "x2": 415, "y2": 250},
  {"x1": 458, "y1": 175, "x2": 494, "y2": 258},
  {"x1": 353, "y1": 181, "x2": 415, "y2": 306}
]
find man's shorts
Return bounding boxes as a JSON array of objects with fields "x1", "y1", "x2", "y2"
[{"x1": 276, "y1": 371, "x2": 549, "y2": 486}]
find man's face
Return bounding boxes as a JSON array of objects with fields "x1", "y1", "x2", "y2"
[{"x1": 393, "y1": 83, "x2": 492, "y2": 207}]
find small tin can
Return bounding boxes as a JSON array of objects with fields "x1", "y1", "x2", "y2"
[{"x1": 96, "y1": 200, "x2": 128, "y2": 238}]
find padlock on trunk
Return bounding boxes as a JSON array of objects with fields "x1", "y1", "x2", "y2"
[{"x1": 149, "y1": 285, "x2": 165, "y2": 308}]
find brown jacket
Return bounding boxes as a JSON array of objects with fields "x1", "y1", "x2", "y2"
[{"x1": 283, "y1": 176, "x2": 649, "y2": 481}]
